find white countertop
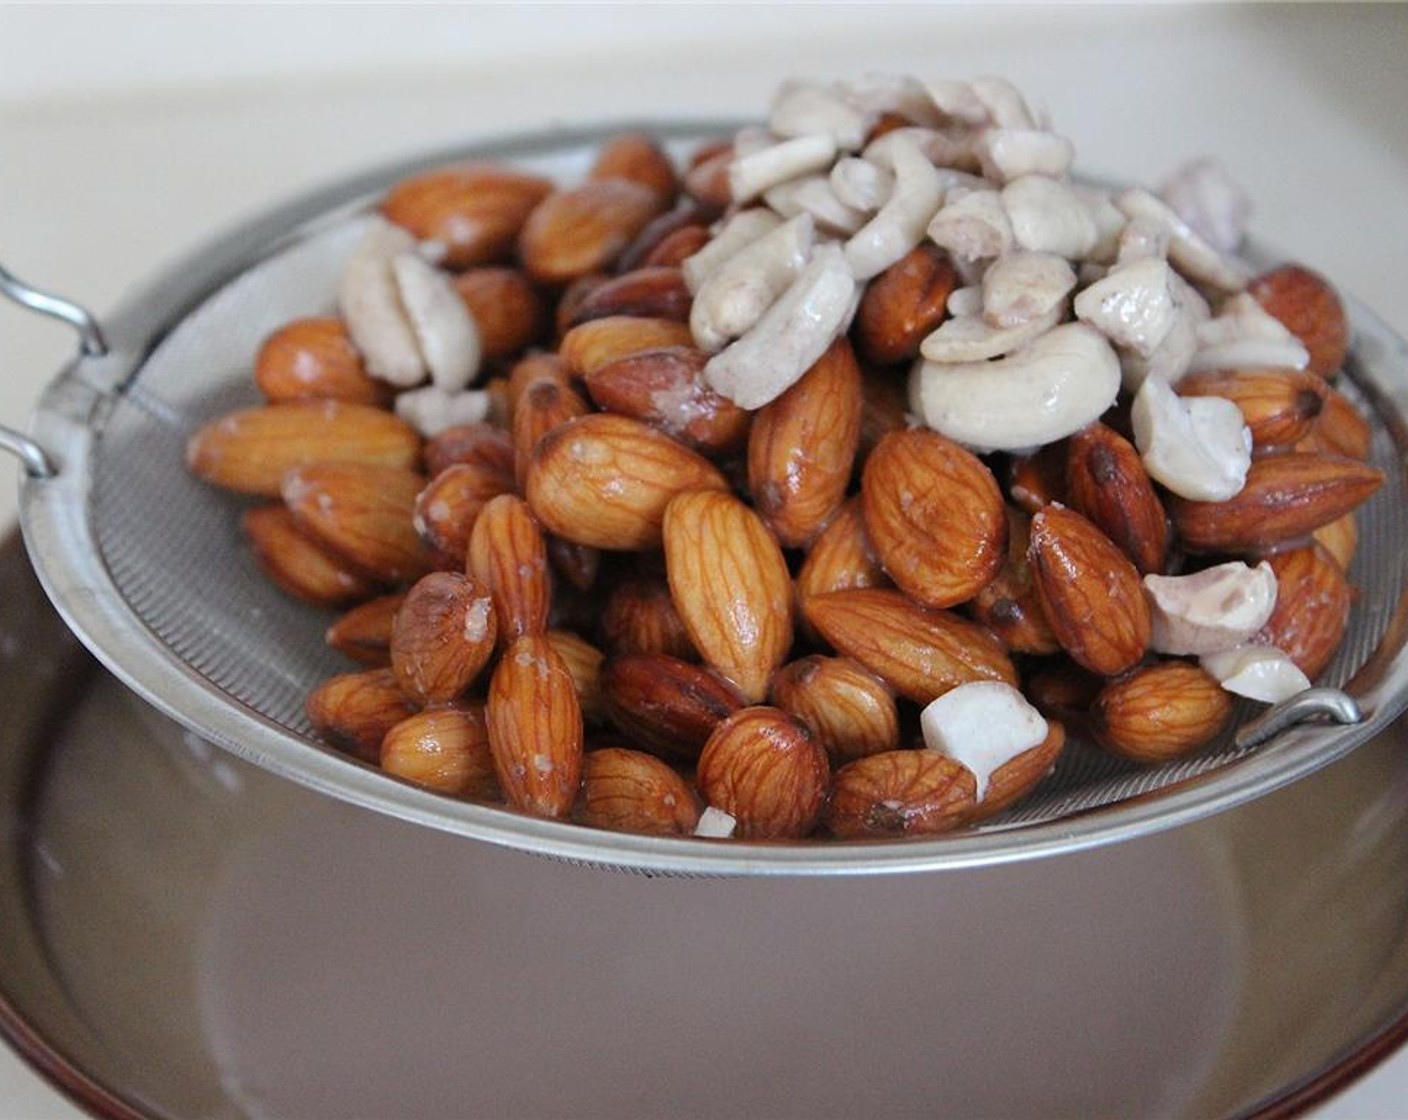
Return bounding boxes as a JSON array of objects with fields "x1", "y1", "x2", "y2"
[{"x1": 2, "y1": 5, "x2": 1408, "y2": 1117}]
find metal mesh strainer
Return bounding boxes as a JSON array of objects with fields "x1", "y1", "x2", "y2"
[{"x1": 5, "y1": 122, "x2": 1408, "y2": 875}]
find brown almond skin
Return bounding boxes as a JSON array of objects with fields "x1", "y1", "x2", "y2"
[
  {"x1": 380, "y1": 703, "x2": 501, "y2": 800},
  {"x1": 663, "y1": 490, "x2": 794, "y2": 703},
  {"x1": 307, "y1": 667, "x2": 417, "y2": 763},
  {"x1": 543, "y1": 629, "x2": 607, "y2": 726},
  {"x1": 681, "y1": 142, "x2": 734, "y2": 210},
  {"x1": 187, "y1": 401, "x2": 420, "y2": 498},
  {"x1": 325, "y1": 592, "x2": 406, "y2": 667},
  {"x1": 423, "y1": 422, "x2": 516, "y2": 484},
  {"x1": 975, "y1": 720, "x2": 1066, "y2": 821},
  {"x1": 804, "y1": 588, "x2": 1018, "y2": 704},
  {"x1": 505, "y1": 352, "x2": 572, "y2": 420},
  {"x1": 862, "y1": 427, "x2": 1008, "y2": 608},
  {"x1": 243, "y1": 505, "x2": 380, "y2": 607},
  {"x1": 566, "y1": 266, "x2": 692, "y2": 327},
  {"x1": 1026, "y1": 659, "x2": 1105, "y2": 720},
  {"x1": 642, "y1": 224, "x2": 713, "y2": 268},
  {"x1": 466, "y1": 494, "x2": 552, "y2": 644},
  {"x1": 253, "y1": 317, "x2": 386, "y2": 405},
  {"x1": 968, "y1": 507, "x2": 1061, "y2": 656},
  {"x1": 525, "y1": 414, "x2": 730, "y2": 551},
  {"x1": 1008, "y1": 442, "x2": 1069, "y2": 513},
  {"x1": 619, "y1": 205, "x2": 714, "y2": 272},
  {"x1": 1177, "y1": 367, "x2": 1328, "y2": 450},
  {"x1": 1315, "y1": 386, "x2": 1373, "y2": 460},
  {"x1": 576, "y1": 748, "x2": 699, "y2": 836},
  {"x1": 380, "y1": 162, "x2": 554, "y2": 269},
  {"x1": 696, "y1": 707, "x2": 830, "y2": 840},
  {"x1": 283, "y1": 462, "x2": 432, "y2": 584},
  {"x1": 599, "y1": 652, "x2": 744, "y2": 763},
  {"x1": 452, "y1": 268, "x2": 547, "y2": 362},
  {"x1": 559, "y1": 315, "x2": 696, "y2": 379},
  {"x1": 512, "y1": 376, "x2": 592, "y2": 489},
  {"x1": 749, "y1": 338, "x2": 864, "y2": 548},
  {"x1": 1064, "y1": 422, "x2": 1169, "y2": 575},
  {"x1": 1092, "y1": 662, "x2": 1233, "y2": 764},
  {"x1": 1314, "y1": 512, "x2": 1358, "y2": 573},
  {"x1": 519, "y1": 180, "x2": 668, "y2": 284},
  {"x1": 770, "y1": 655, "x2": 900, "y2": 765},
  {"x1": 585, "y1": 345, "x2": 750, "y2": 456},
  {"x1": 827, "y1": 750, "x2": 975, "y2": 839},
  {"x1": 795, "y1": 497, "x2": 891, "y2": 606},
  {"x1": 854, "y1": 244, "x2": 960, "y2": 366},
  {"x1": 858, "y1": 373, "x2": 911, "y2": 464},
  {"x1": 1248, "y1": 263, "x2": 1350, "y2": 377},
  {"x1": 601, "y1": 577, "x2": 697, "y2": 661},
  {"x1": 412, "y1": 461, "x2": 514, "y2": 563},
  {"x1": 1169, "y1": 452, "x2": 1383, "y2": 553},
  {"x1": 588, "y1": 131, "x2": 680, "y2": 203},
  {"x1": 1027, "y1": 505, "x2": 1151, "y2": 677},
  {"x1": 485, "y1": 634, "x2": 585, "y2": 818},
  {"x1": 390, "y1": 572, "x2": 497, "y2": 705},
  {"x1": 1256, "y1": 544, "x2": 1353, "y2": 679},
  {"x1": 546, "y1": 536, "x2": 602, "y2": 594}
]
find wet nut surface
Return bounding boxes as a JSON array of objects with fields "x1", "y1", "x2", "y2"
[{"x1": 188, "y1": 70, "x2": 1386, "y2": 845}]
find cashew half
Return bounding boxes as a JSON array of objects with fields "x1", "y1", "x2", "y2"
[
  {"x1": 729, "y1": 133, "x2": 838, "y2": 204},
  {"x1": 681, "y1": 208, "x2": 782, "y2": 293},
  {"x1": 909, "y1": 322, "x2": 1121, "y2": 452},
  {"x1": 1073, "y1": 255, "x2": 1178, "y2": 358},
  {"x1": 920, "y1": 681, "x2": 1048, "y2": 803},
  {"x1": 1116, "y1": 187, "x2": 1251, "y2": 294},
  {"x1": 1002, "y1": 174, "x2": 1098, "y2": 260},
  {"x1": 769, "y1": 79, "x2": 872, "y2": 151},
  {"x1": 338, "y1": 218, "x2": 425, "y2": 387},
  {"x1": 394, "y1": 384, "x2": 492, "y2": 438},
  {"x1": 844, "y1": 134, "x2": 947, "y2": 280},
  {"x1": 1144, "y1": 561, "x2": 1278, "y2": 656},
  {"x1": 1201, "y1": 645, "x2": 1312, "y2": 704},
  {"x1": 981, "y1": 250, "x2": 1077, "y2": 328},
  {"x1": 830, "y1": 156, "x2": 894, "y2": 212},
  {"x1": 392, "y1": 252, "x2": 481, "y2": 393},
  {"x1": 976, "y1": 128, "x2": 1075, "y2": 183},
  {"x1": 1158, "y1": 156, "x2": 1251, "y2": 255},
  {"x1": 927, "y1": 187, "x2": 1014, "y2": 262},
  {"x1": 1130, "y1": 375, "x2": 1250, "y2": 501},
  {"x1": 690, "y1": 213, "x2": 815, "y2": 354},
  {"x1": 1187, "y1": 292, "x2": 1310, "y2": 374},
  {"x1": 764, "y1": 176, "x2": 868, "y2": 236},
  {"x1": 841, "y1": 72, "x2": 945, "y2": 127},
  {"x1": 920, "y1": 300, "x2": 1064, "y2": 363}
]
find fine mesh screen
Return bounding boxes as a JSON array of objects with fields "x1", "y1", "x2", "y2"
[{"x1": 86, "y1": 195, "x2": 1408, "y2": 834}]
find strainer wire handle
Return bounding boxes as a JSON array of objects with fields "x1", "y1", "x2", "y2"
[{"x1": 0, "y1": 262, "x2": 109, "y2": 479}]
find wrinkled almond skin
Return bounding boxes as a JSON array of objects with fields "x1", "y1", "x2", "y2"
[
  {"x1": 1008, "y1": 442, "x2": 1068, "y2": 513},
  {"x1": 412, "y1": 461, "x2": 514, "y2": 563},
  {"x1": 1027, "y1": 505, "x2": 1151, "y2": 677},
  {"x1": 601, "y1": 577, "x2": 697, "y2": 661},
  {"x1": 599, "y1": 652, "x2": 744, "y2": 763},
  {"x1": 512, "y1": 376, "x2": 592, "y2": 488},
  {"x1": 243, "y1": 505, "x2": 380, "y2": 607},
  {"x1": 253, "y1": 317, "x2": 386, "y2": 405},
  {"x1": 696, "y1": 707, "x2": 829, "y2": 840},
  {"x1": 1064, "y1": 423, "x2": 1169, "y2": 575},
  {"x1": 1314, "y1": 512, "x2": 1358, "y2": 573},
  {"x1": 585, "y1": 345, "x2": 750, "y2": 456},
  {"x1": 576, "y1": 747, "x2": 700, "y2": 836},
  {"x1": 543, "y1": 629, "x2": 606, "y2": 725},
  {"x1": 681, "y1": 141, "x2": 734, "y2": 210},
  {"x1": 770, "y1": 655, "x2": 900, "y2": 765},
  {"x1": 380, "y1": 162, "x2": 554, "y2": 268},
  {"x1": 854, "y1": 244, "x2": 960, "y2": 366},
  {"x1": 976, "y1": 720, "x2": 1066, "y2": 820},
  {"x1": 559, "y1": 315, "x2": 696, "y2": 378},
  {"x1": 619, "y1": 205, "x2": 714, "y2": 272},
  {"x1": 565, "y1": 266, "x2": 692, "y2": 327},
  {"x1": 642, "y1": 223, "x2": 713, "y2": 268},
  {"x1": 485, "y1": 634, "x2": 585, "y2": 818},
  {"x1": 862, "y1": 427, "x2": 1008, "y2": 608},
  {"x1": 526, "y1": 414, "x2": 729, "y2": 551},
  {"x1": 307, "y1": 667, "x2": 417, "y2": 763},
  {"x1": 1248, "y1": 263, "x2": 1349, "y2": 377},
  {"x1": 969, "y1": 508, "x2": 1061, "y2": 655},
  {"x1": 390, "y1": 571, "x2": 497, "y2": 705},
  {"x1": 187, "y1": 401, "x2": 420, "y2": 498},
  {"x1": 805, "y1": 588, "x2": 1018, "y2": 704},
  {"x1": 1256, "y1": 544, "x2": 1353, "y2": 679},
  {"x1": 283, "y1": 462, "x2": 432, "y2": 584},
  {"x1": 452, "y1": 267, "x2": 547, "y2": 362},
  {"x1": 519, "y1": 180, "x2": 668, "y2": 284},
  {"x1": 466, "y1": 494, "x2": 552, "y2": 644},
  {"x1": 424, "y1": 421, "x2": 516, "y2": 484},
  {"x1": 1091, "y1": 662, "x2": 1233, "y2": 764},
  {"x1": 1315, "y1": 386, "x2": 1374, "y2": 461},
  {"x1": 1169, "y1": 451, "x2": 1383, "y2": 553},
  {"x1": 795, "y1": 497, "x2": 891, "y2": 606},
  {"x1": 380, "y1": 702, "x2": 501, "y2": 800},
  {"x1": 750, "y1": 338, "x2": 864, "y2": 548},
  {"x1": 325, "y1": 592, "x2": 406, "y2": 667},
  {"x1": 588, "y1": 131, "x2": 680, "y2": 203},
  {"x1": 1177, "y1": 367, "x2": 1327, "y2": 450},
  {"x1": 663, "y1": 489, "x2": 795, "y2": 703},
  {"x1": 826, "y1": 750, "x2": 975, "y2": 839}
]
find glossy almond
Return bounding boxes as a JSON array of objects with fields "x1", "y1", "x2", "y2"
[
  {"x1": 1248, "y1": 263, "x2": 1349, "y2": 377},
  {"x1": 862, "y1": 427, "x2": 1008, "y2": 608},
  {"x1": 307, "y1": 667, "x2": 417, "y2": 763},
  {"x1": 466, "y1": 494, "x2": 552, "y2": 643},
  {"x1": 1026, "y1": 659, "x2": 1104, "y2": 720},
  {"x1": 805, "y1": 588, "x2": 1018, "y2": 704},
  {"x1": 253, "y1": 317, "x2": 386, "y2": 405},
  {"x1": 565, "y1": 266, "x2": 692, "y2": 327},
  {"x1": 1177, "y1": 367, "x2": 1328, "y2": 449},
  {"x1": 826, "y1": 750, "x2": 975, "y2": 839},
  {"x1": 380, "y1": 702, "x2": 501, "y2": 799},
  {"x1": 525, "y1": 414, "x2": 729, "y2": 550},
  {"x1": 1092, "y1": 661, "x2": 1233, "y2": 764},
  {"x1": 543, "y1": 629, "x2": 606, "y2": 725},
  {"x1": 641, "y1": 223, "x2": 713, "y2": 268},
  {"x1": 795, "y1": 497, "x2": 891, "y2": 606},
  {"x1": 519, "y1": 180, "x2": 667, "y2": 284},
  {"x1": 546, "y1": 535, "x2": 602, "y2": 594},
  {"x1": 380, "y1": 162, "x2": 554, "y2": 268},
  {"x1": 325, "y1": 592, "x2": 406, "y2": 666},
  {"x1": 1008, "y1": 442, "x2": 1068, "y2": 513},
  {"x1": 975, "y1": 720, "x2": 1066, "y2": 821},
  {"x1": 1169, "y1": 451, "x2": 1383, "y2": 552},
  {"x1": 601, "y1": 577, "x2": 697, "y2": 661},
  {"x1": 1256, "y1": 544, "x2": 1353, "y2": 679},
  {"x1": 695, "y1": 707, "x2": 829, "y2": 840},
  {"x1": 1315, "y1": 386, "x2": 1373, "y2": 460},
  {"x1": 599, "y1": 652, "x2": 743, "y2": 763},
  {"x1": 412, "y1": 461, "x2": 514, "y2": 562},
  {"x1": 770, "y1": 655, "x2": 900, "y2": 764},
  {"x1": 243, "y1": 505, "x2": 380, "y2": 606},
  {"x1": 854, "y1": 243, "x2": 960, "y2": 366},
  {"x1": 619, "y1": 205, "x2": 713, "y2": 272},
  {"x1": 390, "y1": 571, "x2": 497, "y2": 705},
  {"x1": 423, "y1": 421, "x2": 516, "y2": 483},
  {"x1": 485, "y1": 633, "x2": 585, "y2": 818},
  {"x1": 1314, "y1": 512, "x2": 1358, "y2": 573},
  {"x1": 1027, "y1": 505, "x2": 1151, "y2": 677},
  {"x1": 576, "y1": 748, "x2": 699, "y2": 836},
  {"x1": 663, "y1": 489, "x2": 794, "y2": 703},
  {"x1": 588, "y1": 131, "x2": 680, "y2": 202},
  {"x1": 1064, "y1": 422, "x2": 1168, "y2": 574},
  {"x1": 283, "y1": 462, "x2": 432, "y2": 584},
  {"x1": 559, "y1": 315, "x2": 696, "y2": 379},
  {"x1": 968, "y1": 507, "x2": 1061, "y2": 655},
  {"x1": 681, "y1": 141, "x2": 734, "y2": 210},
  {"x1": 452, "y1": 267, "x2": 546, "y2": 361},
  {"x1": 750, "y1": 338, "x2": 864, "y2": 548},
  {"x1": 187, "y1": 401, "x2": 420, "y2": 497},
  {"x1": 512, "y1": 375, "x2": 592, "y2": 488}
]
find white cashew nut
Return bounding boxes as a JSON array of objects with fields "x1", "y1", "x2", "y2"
[
  {"x1": 1073, "y1": 255, "x2": 1179, "y2": 358},
  {"x1": 830, "y1": 156, "x2": 894, "y2": 212},
  {"x1": 392, "y1": 252, "x2": 481, "y2": 393},
  {"x1": 920, "y1": 681, "x2": 1048, "y2": 803},
  {"x1": 927, "y1": 188, "x2": 1014, "y2": 262},
  {"x1": 844, "y1": 134, "x2": 947, "y2": 280},
  {"x1": 729, "y1": 133, "x2": 838, "y2": 204},
  {"x1": 1201, "y1": 645, "x2": 1312, "y2": 704},
  {"x1": 976, "y1": 128, "x2": 1075, "y2": 183},
  {"x1": 1144, "y1": 561, "x2": 1278, "y2": 656},
  {"x1": 764, "y1": 176, "x2": 868, "y2": 236},
  {"x1": 393, "y1": 384, "x2": 492, "y2": 438},
  {"x1": 1116, "y1": 187, "x2": 1252, "y2": 293},
  {"x1": 681, "y1": 208, "x2": 782, "y2": 293},
  {"x1": 690, "y1": 214, "x2": 815, "y2": 354},
  {"x1": 769, "y1": 79, "x2": 872, "y2": 151},
  {"x1": 1130, "y1": 375, "x2": 1251, "y2": 501},
  {"x1": 338, "y1": 218, "x2": 425, "y2": 387},
  {"x1": 1002, "y1": 174, "x2": 1099, "y2": 260},
  {"x1": 920, "y1": 300, "x2": 1064, "y2": 363},
  {"x1": 1187, "y1": 292, "x2": 1310, "y2": 374},
  {"x1": 980, "y1": 250, "x2": 1077, "y2": 328}
]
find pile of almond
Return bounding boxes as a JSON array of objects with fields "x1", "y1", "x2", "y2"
[{"x1": 187, "y1": 74, "x2": 1384, "y2": 843}]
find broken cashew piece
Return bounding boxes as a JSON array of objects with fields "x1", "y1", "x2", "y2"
[
  {"x1": 690, "y1": 213, "x2": 815, "y2": 353},
  {"x1": 1002, "y1": 174, "x2": 1098, "y2": 260},
  {"x1": 681, "y1": 208, "x2": 783, "y2": 294},
  {"x1": 1116, "y1": 188, "x2": 1252, "y2": 294},
  {"x1": 844, "y1": 134, "x2": 947, "y2": 280},
  {"x1": 980, "y1": 250, "x2": 1077, "y2": 328},
  {"x1": 729, "y1": 133, "x2": 838, "y2": 204},
  {"x1": 920, "y1": 681, "x2": 1048, "y2": 803},
  {"x1": 769, "y1": 79, "x2": 872, "y2": 151},
  {"x1": 919, "y1": 300, "x2": 1064, "y2": 363},
  {"x1": 1130, "y1": 376, "x2": 1251, "y2": 501},
  {"x1": 928, "y1": 188, "x2": 1015, "y2": 262},
  {"x1": 1200, "y1": 645, "x2": 1312, "y2": 704},
  {"x1": 338, "y1": 218, "x2": 425, "y2": 387},
  {"x1": 1073, "y1": 255, "x2": 1179, "y2": 358},
  {"x1": 392, "y1": 253, "x2": 481, "y2": 393},
  {"x1": 1144, "y1": 561, "x2": 1278, "y2": 657},
  {"x1": 393, "y1": 385, "x2": 492, "y2": 438},
  {"x1": 1187, "y1": 292, "x2": 1310, "y2": 374}
]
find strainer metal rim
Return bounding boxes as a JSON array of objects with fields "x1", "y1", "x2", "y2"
[{"x1": 14, "y1": 119, "x2": 1408, "y2": 876}]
